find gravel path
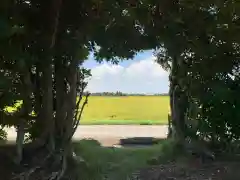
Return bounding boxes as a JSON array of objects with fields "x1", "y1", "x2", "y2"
[{"x1": 5, "y1": 125, "x2": 168, "y2": 146}]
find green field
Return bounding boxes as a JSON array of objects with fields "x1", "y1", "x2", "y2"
[
  {"x1": 5, "y1": 96, "x2": 170, "y2": 125},
  {"x1": 80, "y1": 96, "x2": 170, "y2": 125}
]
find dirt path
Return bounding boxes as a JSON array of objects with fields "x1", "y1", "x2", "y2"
[{"x1": 6, "y1": 125, "x2": 168, "y2": 146}]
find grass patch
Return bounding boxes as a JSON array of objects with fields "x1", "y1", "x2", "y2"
[{"x1": 73, "y1": 139, "x2": 177, "y2": 180}]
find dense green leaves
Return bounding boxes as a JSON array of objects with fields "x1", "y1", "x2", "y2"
[{"x1": 153, "y1": 0, "x2": 240, "y2": 146}]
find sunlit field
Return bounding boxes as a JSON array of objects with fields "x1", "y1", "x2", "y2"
[
  {"x1": 81, "y1": 96, "x2": 170, "y2": 125},
  {"x1": 4, "y1": 96, "x2": 170, "y2": 125}
]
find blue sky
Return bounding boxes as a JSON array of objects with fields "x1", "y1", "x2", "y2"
[{"x1": 83, "y1": 50, "x2": 169, "y2": 94}]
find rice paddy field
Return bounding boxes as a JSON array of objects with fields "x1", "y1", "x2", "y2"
[{"x1": 80, "y1": 96, "x2": 170, "y2": 125}]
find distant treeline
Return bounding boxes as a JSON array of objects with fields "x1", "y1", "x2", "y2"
[{"x1": 84, "y1": 91, "x2": 169, "y2": 96}]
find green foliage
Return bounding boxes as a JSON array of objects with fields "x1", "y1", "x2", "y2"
[
  {"x1": 0, "y1": 127, "x2": 7, "y2": 141},
  {"x1": 152, "y1": 0, "x2": 240, "y2": 148}
]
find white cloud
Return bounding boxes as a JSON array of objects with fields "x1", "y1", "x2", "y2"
[{"x1": 86, "y1": 56, "x2": 169, "y2": 94}]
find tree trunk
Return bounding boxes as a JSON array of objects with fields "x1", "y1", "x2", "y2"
[
  {"x1": 16, "y1": 67, "x2": 32, "y2": 164},
  {"x1": 15, "y1": 119, "x2": 25, "y2": 164},
  {"x1": 42, "y1": 62, "x2": 55, "y2": 151},
  {"x1": 32, "y1": 66, "x2": 43, "y2": 139},
  {"x1": 66, "y1": 59, "x2": 78, "y2": 137},
  {"x1": 38, "y1": 0, "x2": 63, "y2": 151},
  {"x1": 169, "y1": 56, "x2": 187, "y2": 142},
  {"x1": 55, "y1": 58, "x2": 67, "y2": 141},
  {"x1": 59, "y1": 59, "x2": 78, "y2": 156}
]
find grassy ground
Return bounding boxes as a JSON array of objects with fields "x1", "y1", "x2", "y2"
[
  {"x1": 81, "y1": 96, "x2": 170, "y2": 125},
  {"x1": 1, "y1": 139, "x2": 240, "y2": 180},
  {"x1": 73, "y1": 139, "x2": 175, "y2": 180},
  {"x1": 5, "y1": 96, "x2": 170, "y2": 125},
  {"x1": 73, "y1": 139, "x2": 240, "y2": 180}
]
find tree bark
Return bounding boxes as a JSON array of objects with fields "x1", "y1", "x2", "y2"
[
  {"x1": 42, "y1": 62, "x2": 55, "y2": 150},
  {"x1": 61, "y1": 59, "x2": 78, "y2": 156},
  {"x1": 15, "y1": 119, "x2": 25, "y2": 164},
  {"x1": 55, "y1": 58, "x2": 67, "y2": 141},
  {"x1": 16, "y1": 67, "x2": 32, "y2": 164},
  {"x1": 66, "y1": 59, "x2": 78, "y2": 136},
  {"x1": 37, "y1": 0, "x2": 63, "y2": 151},
  {"x1": 169, "y1": 56, "x2": 187, "y2": 142}
]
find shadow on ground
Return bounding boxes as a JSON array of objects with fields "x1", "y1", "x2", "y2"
[
  {"x1": 73, "y1": 138, "x2": 240, "y2": 180},
  {"x1": 72, "y1": 138, "x2": 173, "y2": 180},
  {"x1": 1, "y1": 139, "x2": 240, "y2": 180},
  {"x1": 119, "y1": 137, "x2": 165, "y2": 147}
]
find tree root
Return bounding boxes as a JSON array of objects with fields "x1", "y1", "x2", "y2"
[
  {"x1": 11, "y1": 149, "x2": 68, "y2": 180},
  {"x1": 10, "y1": 145, "x2": 87, "y2": 180}
]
